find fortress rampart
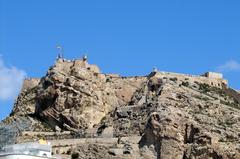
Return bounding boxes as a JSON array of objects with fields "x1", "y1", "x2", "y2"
[
  {"x1": 20, "y1": 57, "x2": 228, "y2": 94},
  {"x1": 21, "y1": 78, "x2": 40, "y2": 92},
  {"x1": 154, "y1": 71, "x2": 228, "y2": 89}
]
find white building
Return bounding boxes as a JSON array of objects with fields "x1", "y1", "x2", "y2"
[
  {"x1": 0, "y1": 142, "x2": 54, "y2": 159},
  {"x1": 202, "y1": 72, "x2": 223, "y2": 79}
]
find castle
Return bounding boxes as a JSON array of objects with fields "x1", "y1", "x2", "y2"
[{"x1": 20, "y1": 58, "x2": 228, "y2": 92}]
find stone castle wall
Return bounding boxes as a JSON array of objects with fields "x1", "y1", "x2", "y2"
[
  {"x1": 202, "y1": 72, "x2": 223, "y2": 79},
  {"x1": 155, "y1": 71, "x2": 228, "y2": 89},
  {"x1": 21, "y1": 78, "x2": 40, "y2": 92},
  {"x1": 52, "y1": 58, "x2": 229, "y2": 90},
  {"x1": 20, "y1": 59, "x2": 228, "y2": 96}
]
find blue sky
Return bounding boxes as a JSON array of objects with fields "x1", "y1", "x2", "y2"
[{"x1": 0, "y1": 0, "x2": 240, "y2": 120}]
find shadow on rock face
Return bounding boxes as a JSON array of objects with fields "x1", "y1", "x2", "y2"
[
  {"x1": 139, "y1": 112, "x2": 162, "y2": 159},
  {"x1": 139, "y1": 112, "x2": 186, "y2": 159},
  {"x1": 0, "y1": 117, "x2": 31, "y2": 147}
]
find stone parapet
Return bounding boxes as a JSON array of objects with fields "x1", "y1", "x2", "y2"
[{"x1": 21, "y1": 78, "x2": 40, "y2": 92}]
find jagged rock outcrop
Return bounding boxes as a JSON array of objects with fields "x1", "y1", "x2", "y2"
[
  {"x1": 33, "y1": 59, "x2": 145, "y2": 130},
  {"x1": 1, "y1": 58, "x2": 240, "y2": 159}
]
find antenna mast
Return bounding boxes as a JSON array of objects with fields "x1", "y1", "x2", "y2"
[{"x1": 56, "y1": 45, "x2": 64, "y2": 59}]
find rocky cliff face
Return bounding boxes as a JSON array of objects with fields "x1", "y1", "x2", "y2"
[{"x1": 1, "y1": 58, "x2": 240, "y2": 159}]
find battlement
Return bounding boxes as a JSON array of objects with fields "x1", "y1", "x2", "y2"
[
  {"x1": 54, "y1": 58, "x2": 228, "y2": 88},
  {"x1": 202, "y1": 72, "x2": 223, "y2": 79},
  {"x1": 154, "y1": 71, "x2": 228, "y2": 89},
  {"x1": 55, "y1": 58, "x2": 101, "y2": 74},
  {"x1": 21, "y1": 78, "x2": 40, "y2": 92}
]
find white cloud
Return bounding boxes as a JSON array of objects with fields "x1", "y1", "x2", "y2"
[
  {"x1": 0, "y1": 57, "x2": 26, "y2": 100},
  {"x1": 217, "y1": 60, "x2": 240, "y2": 72}
]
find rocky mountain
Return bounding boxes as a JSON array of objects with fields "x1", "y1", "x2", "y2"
[{"x1": 1, "y1": 57, "x2": 240, "y2": 159}]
